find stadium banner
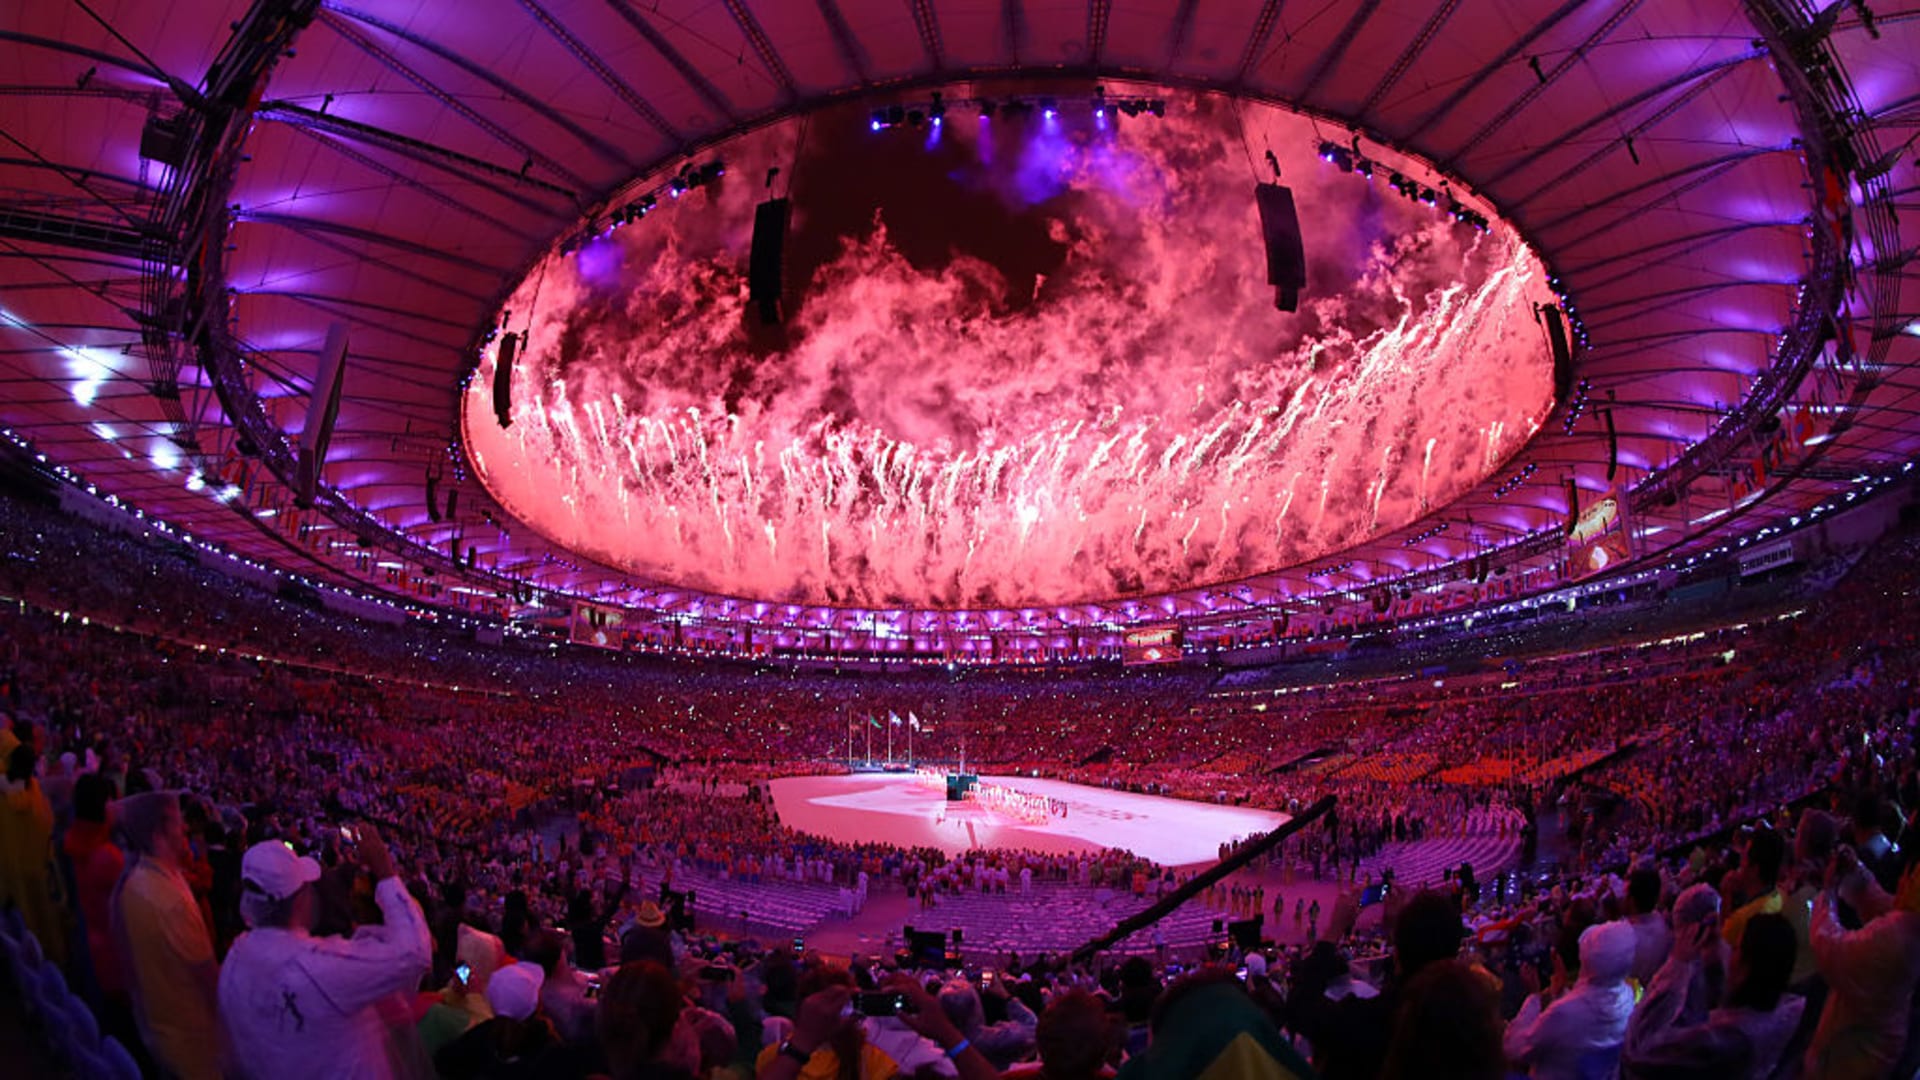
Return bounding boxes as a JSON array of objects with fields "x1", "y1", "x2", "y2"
[
  {"x1": 1738, "y1": 538, "x2": 1797, "y2": 577},
  {"x1": 569, "y1": 600, "x2": 626, "y2": 649},
  {"x1": 1567, "y1": 486, "x2": 1633, "y2": 580},
  {"x1": 1122, "y1": 624, "x2": 1184, "y2": 665}
]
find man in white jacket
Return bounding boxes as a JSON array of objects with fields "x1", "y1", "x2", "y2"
[
  {"x1": 1504, "y1": 919, "x2": 1639, "y2": 1080},
  {"x1": 219, "y1": 826, "x2": 432, "y2": 1079}
]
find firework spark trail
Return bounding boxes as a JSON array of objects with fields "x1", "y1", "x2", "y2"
[{"x1": 464, "y1": 97, "x2": 1554, "y2": 607}]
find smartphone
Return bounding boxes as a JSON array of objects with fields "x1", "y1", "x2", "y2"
[
  {"x1": 584, "y1": 976, "x2": 602, "y2": 1000},
  {"x1": 455, "y1": 962, "x2": 472, "y2": 987},
  {"x1": 1235, "y1": 968, "x2": 1249, "y2": 982},
  {"x1": 981, "y1": 971, "x2": 994, "y2": 986},
  {"x1": 340, "y1": 825, "x2": 359, "y2": 845},
  {"x1": 854, "y1": 991, "x2": 909, "y2": 1016},
  {"x1": 698, "y1": 964, "x2": 736, "y2": 982},
  {"x1": 792, "y1": 937, "x2": 805, "y2": 955}
]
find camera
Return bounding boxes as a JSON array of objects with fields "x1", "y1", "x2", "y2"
[{"x1": 854, "y1": 991, "x2": 910, "y2": 1016}]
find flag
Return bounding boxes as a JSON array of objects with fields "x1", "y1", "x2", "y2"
[
  {"x1": 1113, "y1": 981, "x2": 1312, "y2": 1079},
  {"x1": 867, "y1": 715, "x2": 882, "y2": 729},
  {"x1": 889, "y1": 711, "x2": 903, "y2": 727},
  {"x1": 908, "y1": 712, "x2": 921, "y2": 731}
]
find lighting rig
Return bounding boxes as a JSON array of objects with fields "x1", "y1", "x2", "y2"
[
  {"x1": 868, "y1": 89, "x2": 1166, "y2": 131},
  {"x1": 1316, "y1": 138, "x2": 1490, "y2": 232},
  {"x1": 563, "y1": 158, "x2": 727, "y2": 252}
]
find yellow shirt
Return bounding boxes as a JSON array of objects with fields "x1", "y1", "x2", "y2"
[
  {"x1": 755, "y1": 1039, "x2": 900, "y2": 1079},
  {"x1": 1723, "y1": 885, "x2": 1817, "y2": 985},
  {"x1": 118, "y1": 858, "x2": 220, "y2": 1080}
]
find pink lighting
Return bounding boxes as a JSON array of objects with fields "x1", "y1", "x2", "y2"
[{"x1": 463, "y1": 95, "x2": 1555, "y2": 609}]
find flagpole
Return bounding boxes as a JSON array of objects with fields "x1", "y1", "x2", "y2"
[
  {"x1": 887, "y1": 715, "x2": 893, "y2": 766},
  {"x1": 865, "y1": 716, "x2": 871, "y2": 766},
  {"x1": 908, "y1": 714, "x2": 914, "y2": 766}
]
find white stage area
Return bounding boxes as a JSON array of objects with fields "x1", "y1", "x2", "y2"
[{"x1": 768, "y1": 773, "x2": 1288, "y2": 867}]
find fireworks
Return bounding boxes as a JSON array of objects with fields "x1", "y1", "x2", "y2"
[{"x1": 465, "y1": 93, "x2": 1554, "y2": 608}]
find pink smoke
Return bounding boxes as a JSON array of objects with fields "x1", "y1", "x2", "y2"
[{"x1": 464, "y1": 94, "x2": 1554, "y2": 608}]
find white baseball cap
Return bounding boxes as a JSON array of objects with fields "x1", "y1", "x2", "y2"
[
  {"x1": 486, "y1": 962, "x2": 545, "y2": 1021},
  {"x1": 241, "y1": 840, "x2": 322, "y2": 901}
]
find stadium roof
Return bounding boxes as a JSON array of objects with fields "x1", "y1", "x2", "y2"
[{"x1": 1, "y1": 0, "x2": 1914, "y2": 650}]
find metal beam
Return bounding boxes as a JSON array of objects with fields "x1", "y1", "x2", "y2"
[
  {"x1": 1538, "y1": 149, "x2": 1773, "y2": 245},
  {"x1": 1236, "y1": 0, "x2": 1288, "y2": 85},
  {"x1": 813, "y1": 0, "x2": 870, "y2": 85},
  {"x1": 256, "y1": 102, "x2": 578, "y2": 210},
  {"x1": 1087, "y1": 0, "x2": 1111, "y2": 66},
  {"x1": 1164, "y1": 0, "x2": 1200, "y2": 71},
  {"x1": 515, "y1": 0, "x2": 682, "y2": 144},
  {"x1": 278, "y1": 125, "x2": 543, "y2": 245},
  {"x1": 1297, "y1": 0, "x2": 1381, "y2": 100},
  {"x1": 1409, "y1": 0, "x2": 1586, "y2": 138},
  {"x1": 0, "y1": 205, "x2": 151, "y2": 260},
  {"x1": 1560, "y1": 221, "x2": 1793, "y2": 279},
  {"x1": 1003, "y1": 0, "x2": 1027, "y2": 63},
  {"x1": 324, "y1": 4, "x2": 632, "y2": 168},
  {"x1": 237, "y1": 211, "x2": 509, "y2": 276},
  {"x1": 0, "y1": 31, "x2": 164, "y2": 80},
  {"x1": 318, "y1": 10, "x2": 594, "y2": 192},
  {"x1": 1358, "y1": 0, "x2": 1460, "y2": 119},
  {"x1": 906, "y1": 0, "x2": 945, "y2": 70},
  {"x1": 1488, "y1": 49, "x2": 1758, "y2": 194},
  {"x1": 1447, "y1": 0, "x2": 1645, "y2": 169},
  {"x1": 716, "y1": 0, "x2": 798, "y2": 101},
  {"x1": 604, "y1": 0, "x2": 737, "y2": 123}
]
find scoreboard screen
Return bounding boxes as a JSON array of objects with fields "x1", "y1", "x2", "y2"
[{"x1": 1122, "y1": 624, "x2": 1184, "y2": 665}]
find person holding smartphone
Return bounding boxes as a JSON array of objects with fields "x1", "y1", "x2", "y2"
[
  {"x1": 218, "y1": 824, "x2": 432, "y2": 1080},
  {"x1": 755, "y1": 968, "x2": 1000, "y2": 1080}
]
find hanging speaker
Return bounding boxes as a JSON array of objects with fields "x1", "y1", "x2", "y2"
[
  {"x1": 1254, "y1": 183, "x2": 1308, "y2": 312},
  {"x1": 425, "y1": 471, "x2": 441, "y2": 523},
  {"x1": 749, "y1": 198, "x2": 791, "y2": 325},
  {"x1": 445, "y1": 488, "x2": 459, "y2": 522},
  {"x1": 1542, "y1": 305, "x2": 1574, "y2": 402},
  {"x1": 493, "y1": 332, "x2": 519, "y2": 429},
  {"x1": 295, "y1": 322, "x2": 350, "y2": 509},
  {"x1": 1602, "y1": 407, "x2": 1618, "y2": 483}
]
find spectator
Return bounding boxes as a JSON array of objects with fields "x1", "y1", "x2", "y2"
[
  {"x1": 525, "y1": 928, "x2": 598, "y2": 1046},
  {"x1": 935, "y1": 976, "x2": 1038, "y2": 1070},
  {"x1": 1114, "y1": 970, "x2": 1316, "y2": 1079},
  {"x1": 112, "y1": 790, "x2": 220, "y2": 1080},
  {"x1": 218, "y1": 826, "x2": 432, "y2": 1079},
  {"x1": 1804, "y1": 849, "x2": 1920, "y2": 1079},
  {"x1": 1720, "y1": 829, "x2": 1787, "y2": 950},
  {"x1": 435, "y1": 960, "x2": 580, "y2": 1079},
  {"x1": 1623, "y1": 868, "x2": 1671, "y2": 986},
  {"x1": 1293, "y1": 888, "x2": 1463, "y2": 1080},
  {"x1": 1, "y1": 743, "x2": 65, "y2": 969},
  {"x1": 1623, "y1": 911, "x2": 1803, "y2": 1078},
  {"x1": 62, "y1": 771, "x2": 125, "y2": 1004},
  {"x1": 1504, "y1": 919, "x2": 1637, "y2": 1079},
  {"x1": 1380, "y1": 959, "x2": 1506, "y2": 1080},
  {"x1": 595, "y1": 960, "x2": 693, "y2": 1080},
  {"x1": 754, "y1": 966, "x2": 899, "y2": 1079},
  {"x1": 567, "y1": 886, "x2": 618, "y2": 972},
  {"x1": 1002, "y1": 989, "x2": 1118, "y2": 1080}
]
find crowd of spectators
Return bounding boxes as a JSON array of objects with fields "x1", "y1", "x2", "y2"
[{"x1": 0, "y1": 488, "x2": 1917, "y2": 1078}]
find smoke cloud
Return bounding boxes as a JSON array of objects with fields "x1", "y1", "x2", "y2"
[{"x1": 465, "y1": 94, "x2": 1553, "y2": 608}]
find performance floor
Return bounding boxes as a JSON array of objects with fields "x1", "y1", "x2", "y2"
[{"x1": 768, "y1": 773, "x2": 1288, "y2": 867}]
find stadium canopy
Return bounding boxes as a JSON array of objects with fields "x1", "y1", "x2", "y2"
[{"x1": 1, "y1": 0, "x2": 1914, "y2": 656}]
